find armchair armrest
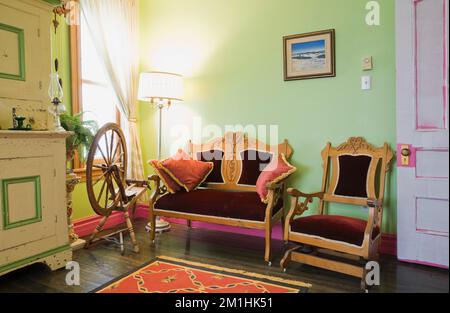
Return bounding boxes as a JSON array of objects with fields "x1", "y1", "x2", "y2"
[
  {"x1": 362, "y1": 198, "x2": 384, "y2": 248},
  {"x1": 284, "y1": 188, "x2": 324, "y2": 241}
]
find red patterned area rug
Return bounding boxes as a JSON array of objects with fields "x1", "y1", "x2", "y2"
[{"x1": 94, "y1": 256, "x2": 311, "y2": 293}]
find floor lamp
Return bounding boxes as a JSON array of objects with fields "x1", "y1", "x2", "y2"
[{"x1": 138, "y1": 71, "x2": 184, "y2": 233}]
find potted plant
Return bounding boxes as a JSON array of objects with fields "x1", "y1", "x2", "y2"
[{"x1": 60, "y1": 112, "x2": 98, "y2": 165}]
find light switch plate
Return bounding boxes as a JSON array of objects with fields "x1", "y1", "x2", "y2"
[
  {"x1": 361, "y1": 75, "x2": 371, "y2": 90},
  {"x1": 362, "y1": 56, "x2": 373, "y2": 70}
]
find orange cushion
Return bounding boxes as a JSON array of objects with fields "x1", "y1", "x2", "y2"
[
  {"x1": 256, "y1": 154, "x2": 296, "y2": 203},
  {"x1": 159, "y1": 158, "x2": 213, "y2": 192},
  {"x1": 291, "y1": 215, "x2": 380, "y2": 246},
  {"x1": 149, "y1": 160, "x2": 183, "y2": 194}
]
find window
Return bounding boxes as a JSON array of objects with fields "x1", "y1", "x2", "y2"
[{"x1": 70, "y1": 4, "x2": 121, "y2": 179}]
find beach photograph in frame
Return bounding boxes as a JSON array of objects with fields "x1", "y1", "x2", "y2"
[{"x1": 283, "y1": 29, "x2": 335, "y2": 80}]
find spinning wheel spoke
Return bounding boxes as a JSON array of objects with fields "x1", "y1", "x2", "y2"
[
  {"x1": 96, "y1": 178, "x2": 108, "y2": 204},
  {"x1": 104, "y1": 132, "x2": 111, "y2": 164},
  {"x1": 109, "y1": 130, "x2": 115, "y2": 164},
  {"x1": 97, "y1": 145, "x2": 109, "y2": 166},
  {"x1": 93, "y1": 171, "x2": 108, "y2": 186},
  {"x1": 111, "y1": 151, "x2": 125, "y2": 167},
  {"x1": 104, "y1": 186, "x2": 110, "y2": 209},
  {"x1": 111, "y1": 141, "x2": 121, "y2": 166}
]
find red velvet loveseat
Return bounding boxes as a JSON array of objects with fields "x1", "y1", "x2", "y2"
[{"x1": 148, "y1": 132, "x2": 293, "y2": 264}]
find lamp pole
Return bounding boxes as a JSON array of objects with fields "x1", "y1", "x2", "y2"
[
  {"x1": 138, "y1": 71, "x2": 183, "y2": 234},
  {"x1": 149, "y1": 99, "x2": 171, "y2": 233}
]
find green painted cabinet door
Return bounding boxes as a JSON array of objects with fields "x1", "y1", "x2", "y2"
[
  {"x1": 0, "y1": 0, "x2": 52, "y2": 130},
  {"x1": 0, "y1": 156, "x2": 57, "y2": 251}
]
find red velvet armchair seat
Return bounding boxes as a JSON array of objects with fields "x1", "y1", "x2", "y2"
[
  {"x1": 148, "y1": 132, "x2": 293, "y2": 264},
  {"x1": 290, "y1": 215, "x2": 380, "y2": 247}
]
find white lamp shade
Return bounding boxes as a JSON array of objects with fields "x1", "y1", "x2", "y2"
[{"x1": 138, "y1": 72, "x2": 184, "y2": 102}]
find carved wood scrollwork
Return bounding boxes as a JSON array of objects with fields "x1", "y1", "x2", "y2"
[
  {"x1": 337, "y1": 137, "x2": 375, "y2": 154},
  {"x1": 224, "y1": 158, "x2": 238, "y2": 182}
]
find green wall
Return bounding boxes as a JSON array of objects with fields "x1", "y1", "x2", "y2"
[{"x1": 138, "y1": 0, "x2": 397, "y2": 233}]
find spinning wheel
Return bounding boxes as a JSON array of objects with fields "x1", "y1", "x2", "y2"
[{"x1": 85, "y1": 123, "x2": 147, "y2": 254}]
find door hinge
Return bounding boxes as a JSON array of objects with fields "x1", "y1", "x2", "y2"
[
  {"x1": 39, "y1": 81, "x2": 43, "y2": 90},
  {"x1": 54, "y1": 169, "x2": 57, "y2": 177},
  {"x1": 55, "y1": 215, "x2": 58, "y2": 223},
  {"x1": 37, "y1": 28, "x2": 41, "y2": 38}
]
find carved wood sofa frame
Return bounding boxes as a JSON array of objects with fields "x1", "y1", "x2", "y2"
[
  {"x1": 148, "y1": 132, "x2": 293, "y2": 264},
  {"x1": 280, "y1": 137, "x2": 393, "y2": 289}
]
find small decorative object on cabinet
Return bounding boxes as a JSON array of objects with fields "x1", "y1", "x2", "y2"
[
  {"x1": 0, "y1": 130, "x2": 73, "y2": 276},
  {"x1": 280, "y1": 137, "x2": 393, "y2": 290}
]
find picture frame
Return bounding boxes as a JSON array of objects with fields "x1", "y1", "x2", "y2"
[{"x1": 283, "y1": 29, "x2": 335, "y2": 81}]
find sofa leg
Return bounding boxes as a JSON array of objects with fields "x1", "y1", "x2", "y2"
[
  {"x1": 149, "y1": 211, "x2": 156, "y2": 244},
  {"x1": 264, "y1": 223, "x2": 272, "y2": 265}
]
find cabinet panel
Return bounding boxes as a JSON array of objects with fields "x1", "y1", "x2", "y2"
[
  {"x1": 0, "y1": 0, "x2": 52, "y2": 130},
  {"x1": 0, "y1": 156, "x2": 56, "y2": 251}
]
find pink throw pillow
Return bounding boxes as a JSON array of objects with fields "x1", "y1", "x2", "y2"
[{"x1": 256, "y1": 154, "x2": 296, "y2": 203}]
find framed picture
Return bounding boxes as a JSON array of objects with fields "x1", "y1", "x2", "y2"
[{"x1": 283, "y1": 29, "x2": 335, "y2": 81}]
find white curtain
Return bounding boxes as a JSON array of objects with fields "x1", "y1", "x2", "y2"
[{"x1": 80, "y1": 0, "x2": 145, "y2": 184}]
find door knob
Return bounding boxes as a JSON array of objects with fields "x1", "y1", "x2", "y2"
[{"x1": 401, "y1": 148, "x2": 411, "y2": 157}]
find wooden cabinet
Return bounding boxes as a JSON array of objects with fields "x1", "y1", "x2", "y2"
[{"x1": 0, "y1": 131, "x2": 72, "y2": 276}]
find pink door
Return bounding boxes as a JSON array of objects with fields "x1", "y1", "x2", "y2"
[{"x1": 396, "y1": 0, "x2": 449, "y2": 268}]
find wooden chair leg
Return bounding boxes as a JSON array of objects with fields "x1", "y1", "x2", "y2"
[
  {"x1": 361, "y1": 266, "x2": 368, "y2": 291},
  {"x1": 280, "y1": 246, "x2": 298, "y2": 272},
  {"x1": 280, "y1": 210, "x2": 287, "y2": 245},
  {"x1": 85, "y1": 214, "x2": 109, "y2": 248},
  {"x1": 264, "y1": 222, "x2": 272, "y2": 266},
  {"x1": 124, "y1": 211, "x2": 139, "y2": 253},
  {"x1": 148, "y1": 209, "x2": 156, "y2": 243}
]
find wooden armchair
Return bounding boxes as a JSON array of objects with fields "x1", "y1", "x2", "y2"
[{"x1": 281, "y1": 137, "x2": 394, "y2": 289}]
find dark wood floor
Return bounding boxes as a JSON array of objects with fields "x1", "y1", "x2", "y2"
[{"x1": 0, "y1": 219, "x2": 448, "y2": 293}]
